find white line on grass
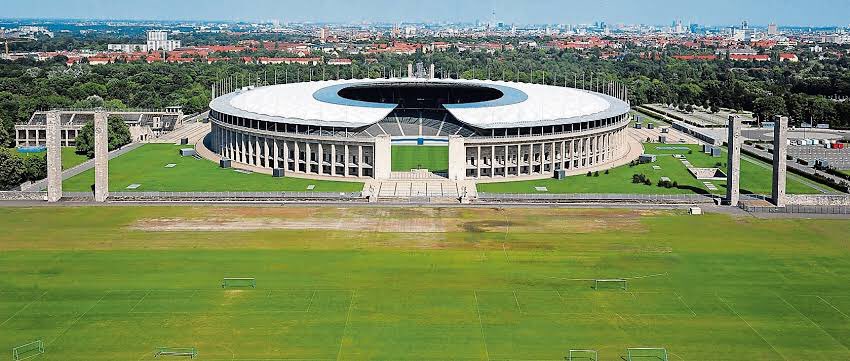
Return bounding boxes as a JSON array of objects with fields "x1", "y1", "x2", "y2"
[
  {"x1": 716, "y1": 295, "x2": 787, "y2": 361},
  {"x1": 674, "y1": 291, "x2": 697, "y2": 317},
  {"x1": 305, "y1": 290, "x2": 318, "y2": 313},
  {"x1": 473, "y1": 291, "x2": 491, "y2": 361},
  {"x1": 128, "y1": 290, "x2": 151, "y2": 313},
  {"x1": 49, "y1": 293, "x2": 106, "y2": 346},
  {"x1": 0, "y1": 291, "x2": 47, "y2": 327},
  {"x1": 336, "y1": 289, "x2": 356, "y2": 361},
  {"x1": 776, "y1": 293, "x2": 850, "y2": 354},
  {"x1": 817, "y1": 296, "x2": 850, "y2": 320},
  {"x1": 512, "y1": 291, "x2": 524, "y2": 314},
  {"x1": 545, "y1": 272, "x2": 668, "y2": 282}
]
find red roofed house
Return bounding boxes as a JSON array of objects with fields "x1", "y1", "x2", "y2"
[
  {"x1": 779, "y1": 53, "x2": 799, "y2": 62},
  {"x1": 86, "y1": 56, "x2": 111, "y2": 65},
  {"x1": 729, "y1": 54, "x2": 771, "y2": 62},
  {"x1": 672, "y1": 55, "x2": 718, "y2": 61},
  {"x1": 258, "y1": 57, "x2": 321, "y2": 65},
  {"x1": 327, "y1": 58, "x2": 352, "y2": 66}
]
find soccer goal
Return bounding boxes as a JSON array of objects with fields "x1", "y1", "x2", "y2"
[
  {"x1": 221, "y1": 277, "x2": 256, "y2": 288},
  {"x1": 155, "y1": 347, "x2": 197, "y2": 359},
  {"x1": 12, "y1": 340, "x2": 44, "y2": 361},
  {"x1": 593, "y1": 279, "x2": 627, "y2": 290},
  {"x1": 567, "y1": 349, "x2": 598, "y2": 361},
  {"x1": 627, "y1": 347, "x2": 668, "y2": 361}
]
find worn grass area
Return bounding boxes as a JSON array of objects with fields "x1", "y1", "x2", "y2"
[
  {"x1": 392, "y1": 145, "x2": 449, "y2": 173},
  {"x1": 62, "y1": 144, "x2": 363, "y2": 192},
  {"x1": 1, "y1": 206, "x2": 849, "y2": 360},
  {"x1": 478, "y1": 144, "x2": 822, "y2": 195}
]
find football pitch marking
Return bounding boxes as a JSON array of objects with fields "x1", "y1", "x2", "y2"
[
  {"x1": 48, "y1": 293, "x2": 106, "y2": 347},
  {"x1": 716, "y1": 294, "x2": 787, "y2": 361},
  {"x1": 775, "y1": 293, "x2": 850, "y2": 354},
  {"x1": 472, "y1": 291, "x2": 491, "y2": 361},
  {"x1": 817, "y1": 295, "x2": 850, "y2": 320},
  {"x1": 673, "y1": 291, "x2": 697, "y2": 317},
  {"x1": 336, "y1": 289, "x2": 356, "y2": 361},
  {"x1": 0, "y1": 291, "x2": 47, "y2": 327},
  {"x1": 128, "y1": 289, "x2": 151, "y2": 313}
]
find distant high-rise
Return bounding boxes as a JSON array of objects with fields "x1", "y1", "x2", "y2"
[
  {"x1": 108, "y1": 30, "x2": 180, "y2": 53},
  {"x1": 767, "y1": 23, "x2": 779, "y2": 35}
]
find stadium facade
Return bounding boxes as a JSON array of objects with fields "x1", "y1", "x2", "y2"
[{"x1": 208, "y1": 77, "x2": 631, "y2": 181}]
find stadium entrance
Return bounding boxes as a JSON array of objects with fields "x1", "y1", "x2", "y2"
[{"x1": 391, "y1": 140, "x2": 449, "y2": 178}]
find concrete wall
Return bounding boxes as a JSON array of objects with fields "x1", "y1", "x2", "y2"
[
  {"x1": 772, "y1": 116, "x2": 788, "y2": 206},
  {"x1": 373, "y1": 135, "x2": 392, "y2": 180},
  {"x1": 726, "y1": 116, "x2": 742, "y2": 205},
  {"x1": 447, "y1": 135, "x2": 466, "y2": 181},
  {"x1": 94, "y1": 112, "x2": 109, "y2": 202}
]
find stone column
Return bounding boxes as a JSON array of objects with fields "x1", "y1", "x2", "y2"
[
  {"x1": 726, "y1": 115, "x2": 742, "y2": 206},
  {"x1": 772, "y1": 116, "x2": 789, "y2": 207},
  {"x1": 448, "y1": 135, "x2": 467, "y2": 181},
  {"x1": 46, "y1": 111, "x2": 62, "y2": 203},
  {"x1": 373, "y1": 135, "x2": 392, "y2": 180},
  {"x1": 94, "y1": 111, "x2": 109, "y2": 202}
]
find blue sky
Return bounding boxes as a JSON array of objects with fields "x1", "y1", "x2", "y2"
[{"x1": 5, "y1": 0, "x2": 850, "y2": 26}]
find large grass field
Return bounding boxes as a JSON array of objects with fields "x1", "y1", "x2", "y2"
[
  {"x1": 392, "y1": 145, "x2": 449, "y2": 173},
  {"x1": 478, "y1": 144, "x2": 823, "y2": 195},
  {"x1": 62, "y1": 144, "x2": 363, "y2": 193},
  {"x1": 1, "y1": 206, "x2": 850, "y2": 360}
]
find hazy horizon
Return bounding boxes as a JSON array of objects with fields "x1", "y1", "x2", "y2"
[{"x1": 4, "y1": 0, "x2": 850, "y2": 27}]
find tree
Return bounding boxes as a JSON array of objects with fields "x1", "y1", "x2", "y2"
[
  {"x1": 753, "y1": 95, "x2": 788, "y2": 122},
  {"x1": 22, "y1": 154, "x2": 47, "y2": 182},
  {"x1": 75, "y1": 115, "x2": 132, "y2": 158},
  {"x1": 0, "y1": 151, "x2": 25, "y2": 190}
]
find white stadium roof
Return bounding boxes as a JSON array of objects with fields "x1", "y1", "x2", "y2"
[{"x1": 210, "y1": 78, "x2": 630, "y2": 129}]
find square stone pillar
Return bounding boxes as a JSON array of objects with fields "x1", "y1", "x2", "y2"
[
  {"x1": 448, "y1": 135, "x2": 467, "y2": 181},
  {"x1": 94, "y1": 111, "x2": 109, "y2": 202},
  {"x1": 373, "y1": 135, "x2": 392, "y2": 180},
  {"x1": 46, "y1": 111, "x2": 62, "y2": 202},
  {"x1": 726, "y1": 115, "x2": 742, "y2": 206},
  {"x1": 772, "y1": 116, "x2": 789, "y2": 207},
  {"x1": 407, "y1": 63, "x2": 413, "y2": 78}
]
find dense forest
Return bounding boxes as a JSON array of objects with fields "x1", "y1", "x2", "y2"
[{"x1": 2, "y1": 43, "x2": 850, "y2": 148}]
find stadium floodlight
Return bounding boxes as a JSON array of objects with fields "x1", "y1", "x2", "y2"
[
  {"x1": 154, "y1": 347, "x2": 197, "y2": 359},
  {"x1": 627, "y1": 347, "x2": 669, "y2": 361},
  {"x1": 12, "y1": 340, "x2": 44, "y2": 361},
  {"x1": 568, "y1": 349, "x2": 598, "y2": 361},
  {"x1": 593, "y1": 279, "x2": 627, "y2": 290},
  {"x1": 221, "y1": 277, "x2": 256, "y2": 289}
]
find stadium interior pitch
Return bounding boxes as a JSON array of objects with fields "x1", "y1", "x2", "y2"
[{"x1": 1, "y1": 206, "x2": 850, "y2": 360}]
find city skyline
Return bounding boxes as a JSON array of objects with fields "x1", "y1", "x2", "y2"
[{"x1": 4, "y1": 0, "x2": 850, "y2": 27}]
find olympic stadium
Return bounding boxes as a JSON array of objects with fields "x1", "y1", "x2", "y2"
[{"x1": 207, "y1": 76, "x2": 633, "y2": 182}]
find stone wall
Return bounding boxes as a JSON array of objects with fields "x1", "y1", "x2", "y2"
[
  {"x1": 0, "y1": 192, "x2": 48, "y2": 201},
  {"x1": 787, "y1": 195, "x2": 850, "y2": 206}
]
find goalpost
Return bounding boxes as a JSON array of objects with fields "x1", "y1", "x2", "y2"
[
  {"x1": 627, "y1": 347, "x2": 669, "y2": 361},
  {"x1": 593, "y1": 279, "x2": 627, "y2": 290},
  {"x1": 568, "y1": 349, "x2": 598, "y2": 361},
  {"x1": 12, "y1": 340, "x2": 44, "y2": 361},
  {"x1": 221, "y1": 277, "x2": 256, "y2": 288},
  {"x1": 155, "y1": 347, "x2": 197, "y2": 359}
]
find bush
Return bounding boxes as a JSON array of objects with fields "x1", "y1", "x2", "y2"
[
  {"x1": 594, "y1": 171, "x2": 600, "y2": 177},
  {"x1": 586, "y1": 171, "x2": 592, "y2": 177},
  {"x1": 632, "y1": 173, "x2": 649, "y2": 184},
  {"x1": 657, "y1": 179, "x2": 674, "y2": 188},
  {"x1": 644, "y1": 178, "x2": 652, "y2": 185},
  {"x1": 688, "y1": 150, "x2": 693, "y2": 154},
  {"x1": 604, "y1": 169, "x2": 610, "y2": 175}
]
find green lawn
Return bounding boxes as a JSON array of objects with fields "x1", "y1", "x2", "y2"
[
  {"x1": 6, "y1": 147, "x2": 88, "y2": 170},
  {"x1": 1, "y1": 206, "x2": 850, "y2": 360},
  {"x1": 62, "y1": 144, "x2": 363, "y2": 192},
  {"x1": 842, "y1": 169, "x2": 850, "y2": 176},
  {"x1": 478, "y1": 143, "x2": 822, "y2": 195},
  {"x1": 392, "y1": 145, "x2": 449, "y2": 173}
]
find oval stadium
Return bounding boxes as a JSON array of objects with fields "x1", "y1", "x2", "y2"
[{"x1": 207, "y1": 76, "x2": 633, "y2": 182}]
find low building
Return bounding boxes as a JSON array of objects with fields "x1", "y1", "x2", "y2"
[{"x1": 15, "y1": 107, "x2": 185, "y2": 147}]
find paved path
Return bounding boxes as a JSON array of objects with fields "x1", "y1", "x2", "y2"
[{"x1": 20, "y1": 143, "x2": 144, "y2": 192}]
